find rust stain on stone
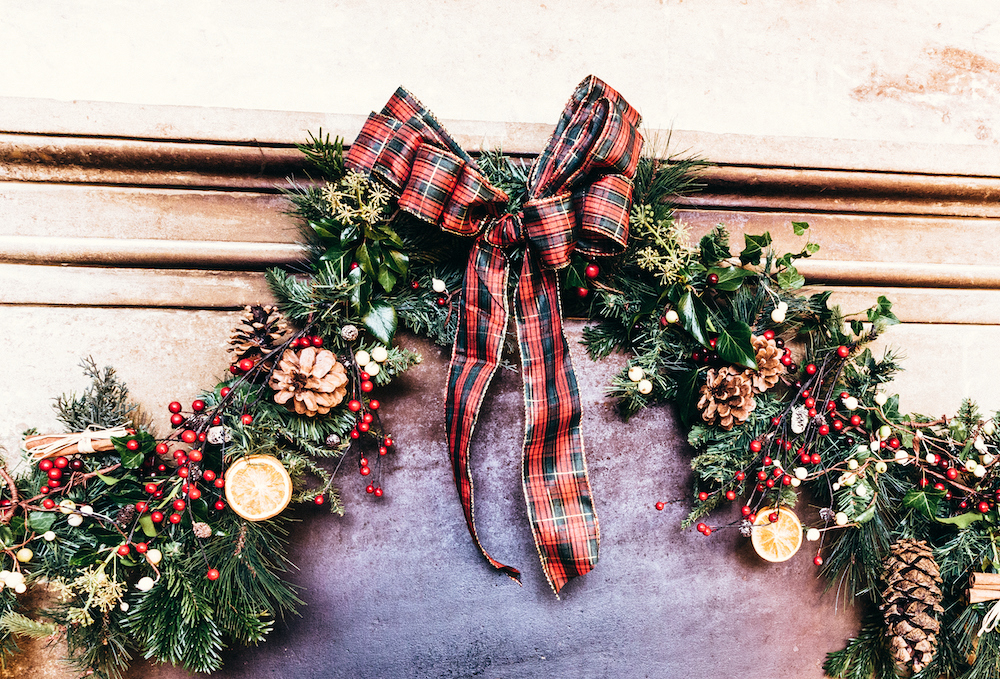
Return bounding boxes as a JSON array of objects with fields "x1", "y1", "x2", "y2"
[{"x1": 852, "y1": 45, "x2": 1000, "y2": 141}]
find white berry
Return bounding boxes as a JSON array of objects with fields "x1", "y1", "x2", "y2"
[
  {"x1": 874, "y1": 461, "x2": 888, "y2": 473},
  {"x1": 770, "y1": 308, "x2": 786, "y2": 323},
  {"x1": 637, "y1": 379, "x2": 653, "y2": 395},
  {"x1": 874, "y1": 392, "x2": 888, "y2": 406},
  {"x1": 984, "y1": 453, "x2": 996, "y2": 466},
  {"x1": 58, "y1": 499, "x2": 76, "y2": 515},
  {"x1": 984, "y1": 420, "x2": 997, "y2": 436},
  {"x1": 136, "y1": 576, "x2": 155, "y2": 592},
  {"x1": 924, "y1": 452, "x2": 938, "y2": 465},
  {"x1": 665, "y1": 310, "x2": 679, "y2": 324},
  {"x1": 791, "y1": 477, "x2": 801, "y2": 487},
  {"x1": 806, "y1": 528, "x2": 821, "y2": 542},
  {"x1": 354, "y1": 350, "x2": 371, "y2": 367},
  {"x1": 146, "y1": 549, "x2": 162, "y2": 566},
  {"x1": 627, "y1": 366, "x2": 645, "y2": 382},
  {"x1": 67, "y1": 514, "x2": 84, "y2": 527},
  {"x1": 975, "y1": 464, "x2": 988, "y2": 478},
  {"x1": 894, "y1": 449, "x2": 910, "y2": 465},
  {"x1": 13, "y1": 583, "x2": 26, "y2": 594},
  {"x1": 431, "y1": 278, "x2": 447, "y2": 294},
  {"x1": 365, "y1": 362, "x2": 381, "y2": 377},
  {"x1": 79, "y1": 505, "x2": 94, "y2": 515},
  {"x1": 371, "y1": 346, "x2": 389, "y2": 363},
  {"x1": 855, "y1": 484, "x2": 868, "y2": 497},
  {"x1": 835, "y1": 512, "x2": 849, "y2": 526},
  {"x1": 794, "y1": 467, "x2": 808, "y2": 480},
  {"x1": 42, "y1": 531, "x2": 56, "y2": 542},
  {"x1": 15, "y1": 548, "x2": 31, "y2": 563},
  {"x1": 847, "y1": 459, "x2": 859, "y2": 470},
  {"x1": 120, "y1": 602, "x2": 130, "y2": 612},
  {"x1": 879, "y1": 425, "x2": 892, "y2": 440},
  {"x1": 843, "y1": 396, "x2": 859, "y2": 411}
]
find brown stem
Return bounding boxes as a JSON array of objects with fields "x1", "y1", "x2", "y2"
[{"x1": 0, "y1": 466, "x2": 19, "y2": 525}]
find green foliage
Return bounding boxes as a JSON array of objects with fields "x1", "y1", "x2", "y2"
[
  {"x1": 823, "y1": 614, "x2": 896, "y2": 679},
  {"x1": 55, "y1": 357, "x2": 144, "y2": 433}
]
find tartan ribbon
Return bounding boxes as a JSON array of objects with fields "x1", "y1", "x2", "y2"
[{"x1": 346, "y1": 76, "x2": 643, "y2": 594}]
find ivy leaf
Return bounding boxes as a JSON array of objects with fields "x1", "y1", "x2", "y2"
[
  {"x1": 377, "y1": 267, "x2": 397, "y2": 293},
  {"x1": 805, "y1": 242, "x2": 820, "y2": 255},
  {"x1": 138, "y1": 514, "x2": 159, "y2": 538},
  {"x1": 792, "y1": 221, "x2": 810, "y2": 236},
  {"x1": 715, "y1": 320, "x2": 757, "y2": 369},
  {"x1": 707, "y1": 266, "x2": 754, "y2": 292},
  {"x1": 777, "y1": 266, "x2": 805, "y2": 290},
  {"x1": 854, "y1": 504, "x2": 877, "y2": 524},
  {"x1": 867, "y1": 295, "x2": 899, "y2": 326},
  {"x1": 676, "y1": 291, "x2": 710, "y2": 347},
  {"x1": 27, "y1": 511, "x2": 55, "y2": 533},
  {"x1": 348, "y1": 266, "x2": 371, "y2": 315},
  {"x1": 936, "y1": 512, "x2": 983, "y2": 529},
  {"x1": 739, "y1": 233, "x2": 772, "y2": 265},
  {"x1": 363, "y1": 301, "x2": 397, "y2": 344},
  {"x1": 903, "y1": 489, "x2": 943, "y2": 518},
  {"x1": 699, "y1": 233, "x2": 728, "y2": 266}
]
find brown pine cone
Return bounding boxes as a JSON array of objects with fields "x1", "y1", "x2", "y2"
[
  {"x1": 697, "y1": 367, "x2": 756, "y2": 430},
  {"x1": 883, "y1": 539, "x2": 944, "y2": 675},
  {"x1": 269, "y1": 347, "x2": 349, "y2": 417},
  {"x1": 746, "y1": 334, "x2": 784, "y2": 393},
  {"x1": 229, "y1": 305, "x2": 289, "y2": 364}
]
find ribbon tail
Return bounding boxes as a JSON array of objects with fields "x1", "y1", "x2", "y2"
[
  {"x1": 514, "y1": 253, "x2": 600, "y2": 595},
  {"x1": 445, "y1": 240, "x2": 521, "y2": 583}
]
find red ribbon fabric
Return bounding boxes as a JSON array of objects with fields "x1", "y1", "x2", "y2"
[{"x1": 347, "y1": 76, "x2": 643, "y2": 594}]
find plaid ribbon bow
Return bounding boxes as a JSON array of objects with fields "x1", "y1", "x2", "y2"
[{"x1": 346, "y1": 76, "x2": 643, "y2": 595}]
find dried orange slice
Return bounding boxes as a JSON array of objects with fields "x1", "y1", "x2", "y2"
[
  {"x1": 224, "y1": 455, "x2": 293, "y2": 521},
  {"x1": 751, "y1": 507, "x2": 803, "y2": 563}
]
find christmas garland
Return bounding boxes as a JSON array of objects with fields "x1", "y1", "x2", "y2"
[{"x1": 0, "y1": 77, "x2": 998, "y2": 678}]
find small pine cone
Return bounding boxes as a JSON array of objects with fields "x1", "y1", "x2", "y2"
[
  {"x1": 746, "y1": 335, "x2": 784, "y2": 393},
  {"x1": 269, "y1": 347, "x2": 349, "y2": 417},
  {"x1": 739, "y1": 519, "x2": 754, "y2": 537},
  {"x1": 115, "y1": 504, "x2": 137, "y2": 529},
  {"x1": 192, "y1": 521, "x2": 212, "y2": 539},
  {"x1": 882, "y1": 539, "x2": 944, "y2": 675},
  {"x1": 697, "y1": 367, "x2": 756, "y2": 430},
  {"x1": 340, "y1": 324, "x2": 359, "y2": 342},
  {"x1": 819, "y1": 507, "x2": 836, "y2": 523},
  {"x1": 229, "y1": 305, "x2": 289, "y2": 364},
  {"x1": 325, "y1": 433, "x2": 342, "y2": 448}
]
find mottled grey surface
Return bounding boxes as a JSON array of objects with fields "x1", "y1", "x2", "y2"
[{"x1": 196, "y1": 323, "x2": 861, "y2": 679}]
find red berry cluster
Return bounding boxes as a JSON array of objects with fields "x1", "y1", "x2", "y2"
[
  {"x1": 290, "y1": 335, "x2": 324, "y2": 349},
  {"x1": 37, "y1": 454, "x2": 86, "y2": 496}
]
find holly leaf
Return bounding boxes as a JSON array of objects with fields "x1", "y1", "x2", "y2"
[
  {"x1": 363, "y1": 301, "x2": 397, "y2": 344},
  {"x1": 903, "y1": 489, "x2": 943, "y2": 518},
  {"x1": 676, "y1": 291, "x2": 710, "y2": 347},
  {"x1": 385, "y1": 249, "x2": 409, "y2": 276},
  {"x1": 348, "y1": 266, "x2": 371, "y2": 315},
  {"x1": 715, "y1": 320, "x2": 757, "y2": 369},
  {"x1": 319, "y1": 246, "x2": 345, "y2": 263},
  {"x1": 937, "y1": 512, "x2": 983, "y2": 529},
  {"x1": 739, "y1": 233, "x2": 772, "y2": 265},
  {"x1": 777, "y1": 266, "x2": 805, "y2": 290},
  {"x1": 707, "y1": 266, "x2": 754, "y2": 292},
  {"x1": 674, "y1": 368, "x2": 702, "y2": 428},
  {"x1": 377, "y1": 266, "x2": 397, "y2": 293},
  {"x1": 792, "y1": 221, "x2": 810, "y2": 236},
  {"x1": 565, "y1": 266, "x2": 586, "y2": 290},
  {"x1": 308, "y1": 220, "x2": 338, "y2": 240}
]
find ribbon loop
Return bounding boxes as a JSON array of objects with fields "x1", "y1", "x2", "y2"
[{"x1": 346, "y1": 76, "x2": 643, "y2": 595}]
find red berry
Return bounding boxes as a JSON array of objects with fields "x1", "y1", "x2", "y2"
[
  {"x1": 214, "y1": 477, "x2": 225, "y2": 488},
  {"x1": 436, "y1": 296, "x2": 448, "y2": 306},
  {"x1": 177, "y1": 467, "x2": 190, "y2": 479},
  {"x1": 207, "y1": 568, "x2": 220, "y2": 581},
  {"x1": 313, "y1": 495, "x2": 324, "y2": 505},
  {"x1": 54, "y1": 456, "x2": 68, "y2": 469},
  {"x1": 38, "y1": 459, "x2": 53, "y2": 471},
  {"x1": 181, "y1": 430, "x2": 197, "y2": 443},
  {"x1": 770, "y1": 417, "x2": 781, "y2": 427},
  {"x1": 198, "y1": 432, "x2": 206, "y2": 442},
  {"x1": 155, "y1": 442, "x2": 169, "y2": 455},
  {"x1": 584, "y1": 264, "x2": 600, "y2": 279},
  {"x1": 378, "y1": 446, "x2": 388, "y2": 456},
  {"x1": 215, "y1": 500, "x2": 226, "y2": 510},
  {"x1": 747, "y1": 513, "x2": 757, "y2": 523},
  {"x1": 135, "y1": 501, "x2": 148, "y2": 513},
  {"x1": 808, "y1": 408, "x2": 818, "y2": 418},
  {"x1": 919, "y1": 478, "x2": 930, "y2": 488},
  {"x1": 707, "y1": 273, "x2": 719, "y2": 285},
  {"x1": 757, "y1": 471, "x2": 768, "y2": 481},
  {"x1": 358, "y1": 422, "x2": 370, "y2": 433},
  {"x1": 311, "y1": 336, "x2": 324, "y2": 347},
  {"x1": 576, "y1": 287, "x2": 589, "y2": 298},
  {"x1": 192, "y1": 400, "x2": 205, "y2": 412},
  {"x1": 888, "y1": 437, "x2": 900, "y2": 450},
  {"x1": 172, "y1": 499, "x2": 185, "y2": 512},
  {"x1": 47, "y1": 469, "x2": 62, "y2": 480},
  {"x1": 805, "y1": 364, "x2": 817, "y2": 375},
  {"x1": 145, "y1": 482, "x2": 158, "y2": 494},
  {"x1": 655, "y1": 502, "x2": 665, "y2": 511},
  {"x1": 360, "y1": 466, "x2": 371, "y2": 476},
  {"x1": 361, "y1": 381, "x2": 374, "y2": 393},
  {"x1": 348, "y1": 400, "x2": 362, "y2": 412},
  {"x1": 735, "y1": 471, "x2": 745, "y2": 482},
  {"x1": 702, "y1": 526, "x2": 712, "y2": 535},
  {"x1": 169, "y1": 513, "x2": 182, "y2": 524},
  {"x1": 135, "y1": 542, "x2": 148, "y2": 554},
  {"x1": 980, "y1": 501, "x2": 991, "y2": 514},
  {"x1": 818, "y1": 425, "x2": 830, "y2": 436},
  {"x1": 814, "y1": 555, "x2": 824, "y2": 566},
  {"x1": 168, "y1": 401, "x2": 183, "y2": 413},
  {"x1": 359, "y1": 457, "x2": 369, "y2": 467},
  {"x1": 768, "y1": 512, "x2": 779, "y2": 523},
  {"x1": 350, "y1": 261, "x2": 359, "y2": 270},
  {"x1": 220, "y1": 387, "x2": 231, "y2": 398},
  {"x1": 42, "y1": 498, "x2": 55, "y2": 509},
  {"x1": 117, "y1": 544, "x2": 130, "y2": 556},
  {"x1": 960, "y1": 500, "x2": 969, "y2": 509},
  {"x1": 801, "y1": 389, "x2": 810, "y2": 398},
  {"x1": 695, "y1": 523, "x2": 707, "y2": 533},
  {"x1": 229, "y1": 365, "x2": 240, "y2": 374},
  {"x1": 126, "y1": 439, "x2": 140, "y2": 451},
  {"x1": 151, "y1": 511, "x2": 164, "y2": 523},
  {"x1": 765, "y1": 479, "x2": 775, "y2": 488},
  {"x1": 241, "y1": 414, "x2": 253, "y2": 425},
  {"x1": 850, "y1": 415, "x2": 861, "y2": 426},
  {"x1": 741, "y1": 506, "x2": 752, "y2": 517},
  {"x1": 188, "y1": 449, "x2": 203, "y2": 462},
  {"x1": 373, "y1": 487, "x2": 383, "y2": 497},
  {"x1": 763, "y1": 330, "x2": 775, "y2": 340},
  {"x1": 837, "y1": 346, "x2": 849, "y2": 358},
  {"x1": 238, "y1": 358, "x2": 255, "y2": 372},
  {"x1": 725, "y1": 490, "x2": 736, "y2": 501},
  {"x1": 188, "y1": 487, "x2": 202, "y2": 500},
  {"x1": 384, "y1": 437, "x2": 394, "y2": 447},
  {"x1": 170, "y1": 413, "x2": 185, "y2": 426},
  {"x1": 350, "y1": 429, "x2": 360, "y2": 440},
  {"x1": 832, "y1": 420, "x2": 844, "y2": 431},
  {"x1": 212, "y1": 416, "x2": 221, "y2": 425},
  {"x1": 749, "y1": 441, "x2": 762, "y2": 453},
  {"x1": 47, "y1": 478, "x2": 60, "y2": 488},
  {"x1": 709, "y1": 338, "x2": 718, "y2": 349},
  {"x1": 782, "y1": 475, "x2": 792, "y2": 486},
  {"x1": 698, "y1": 492, "x2": 708, "y2": 501},
  {"x1": 933, "y1": 482, "x2": 946, "y2": 491},
  {"x1": 763, "y1": 456, "x2": 773, "y2": 466},
  {"x1": 369, "y1": 400, "x2": 380, "y2": 410},
  {"x1": 410, "y1": 280, "x2": 420, "y2": 290},
  {"x1": 202, "y1": 469, "x2": 216, "y2": 482},
  {"x1": 362, "y1": 413, "x2": 374, "y2": 424},
  {"x1": 780, "y1": 355, "x2": 793, "y2": 366},
  {"x1": 947, "y1": 468, "x2": 959, "y2": 480},
  {"x1": 366, "y1": 484, "x2": 375, "y2": 494}
]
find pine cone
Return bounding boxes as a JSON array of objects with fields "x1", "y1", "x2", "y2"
[
  {"x1": 746, "y1": 334, "x2": 784, "y2": 393},
  {"x1": 229, "y1": 305, "x2": 289, "y2": 364},
  {"x1": 115, "y1": 504, "x2": 137, "y2": 529},
  {"x1": 192, "y1": 521, "x2": 212, "y2": 539},
  {"x1": 883, "y1": 539, "x2": 944, "y2": 675},
  {"x1": 697, "y1": 367, "x2": 756, "y2": 430},
  {"x1": 269, "y1": 347, "x2": 349, "y2": 417}
]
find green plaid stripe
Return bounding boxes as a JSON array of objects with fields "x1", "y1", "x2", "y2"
[{"x1": 347, "y1": 77, "x2": 642, "y2": 594}]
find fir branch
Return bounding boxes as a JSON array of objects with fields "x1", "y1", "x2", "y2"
[
  {"x1": 296, "y1": 130, "x2": 346, "y2": 181},
  {"x1": 822, "y1": 613, "x2": 895, "y2": 679},
  {"x1": 0, "y1": 611, "x2": 56, "y2": 639},
  {"x1": 55, "y1": 358, "x2": 145, "y2": 433}
]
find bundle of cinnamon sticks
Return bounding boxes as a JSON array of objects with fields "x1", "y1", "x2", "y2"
[
  {"x1": 968, "y1": 572, "x2": 1000, "y2": 603},
  {"x1": 21, "y1": 427, "x2": 129, "y2": 460}
]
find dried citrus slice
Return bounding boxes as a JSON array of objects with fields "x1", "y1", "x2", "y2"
[
  {"x1": 751, "y1": 507, "x2": 803, "y2": 563},
  {"x1": 224, "y1": 455, "x2": 292, "y2": 521}
]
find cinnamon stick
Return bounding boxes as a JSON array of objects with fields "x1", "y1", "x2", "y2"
[
  {"x1": 968, "y1": 588, "x2": 1000, "y2": 604},
  {"x1": 971, "y1": 573, "x2": 1000, "y2": 589}
]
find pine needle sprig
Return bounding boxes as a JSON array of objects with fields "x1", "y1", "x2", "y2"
[
  {"x1": 823, "y1": 612, "x2": 896, "y2": 679},
  {"x1": 55, "y1": 358, "x2": 144, "y2": 433}
]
